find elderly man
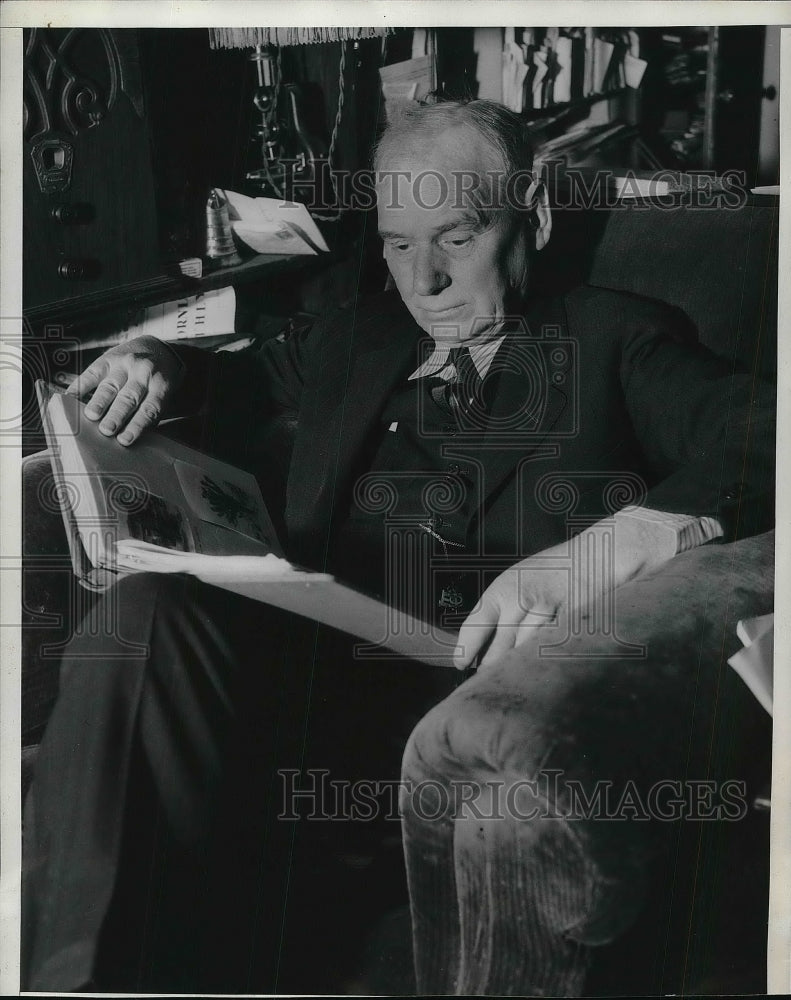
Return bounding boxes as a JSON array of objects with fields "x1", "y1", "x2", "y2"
[{"x1": 22, "y1": 100, "x2": 773, "y2": 992}]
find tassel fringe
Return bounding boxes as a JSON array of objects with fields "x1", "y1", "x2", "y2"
[{"x1": 208, "y1": 26, "x2": 391, "y2": 49}]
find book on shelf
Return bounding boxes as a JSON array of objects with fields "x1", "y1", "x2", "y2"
[
  {"x1": 67, "y1": 286, "x2": 238, "y2": 354},
  {"x1": 499, "y1": 27, "x2": 647, "y2": 114},
  {"x1": 36, "y1": 381, "x2": 458, "y2": 666}
]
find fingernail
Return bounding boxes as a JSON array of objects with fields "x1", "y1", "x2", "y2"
[
  {"x1": 117, "y1": 431, "x2": 132, "y2": 444},
  {"x1": 85, "y1": 405, "x2": 99, "y2": 418},
  {"x1": 100, "y1": 420, "x2": 116, "y2": 434}
]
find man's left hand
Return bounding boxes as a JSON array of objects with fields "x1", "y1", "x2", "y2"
[{"x1": 453, "y1": 515, "x2": 676, "y2": 670}]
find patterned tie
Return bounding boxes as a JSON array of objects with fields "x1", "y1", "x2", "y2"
[{"x1": 447, "y1": 345, "x2": 483, "y2": 414}]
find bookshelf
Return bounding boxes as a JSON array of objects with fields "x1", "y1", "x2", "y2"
[
  {"x1": 520, "y1": 87, "x2": 629, "y2": 120},
  {"x1": 425, "y1": 26, "x2": 774, "y2": 183}
]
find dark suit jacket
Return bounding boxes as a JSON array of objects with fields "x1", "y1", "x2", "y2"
[{"x1": 175, "y1": 286, "x2": 775, "y2": 574}]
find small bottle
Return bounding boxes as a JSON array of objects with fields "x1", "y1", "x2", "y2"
[{"x1": 205, "y1": 188, "x2": 242, "y2": 267}]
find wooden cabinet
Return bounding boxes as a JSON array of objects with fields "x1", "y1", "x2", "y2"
[
  {"x1": 21, "y1": 27, "x2": 373, "y2": 330},
  {"x1": 637, "y1": 26, "x2": 769, "y2": 183},
  {"x1": 23, "y1": 28, "x2": 161, "y2": 312}
]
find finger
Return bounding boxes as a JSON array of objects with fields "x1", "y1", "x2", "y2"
[
  {"x1": 513, "y1": 604, "x2": 559, "y2": 647},
  {"x1": 97, "y1": 379, "x2": 150, "y2": 437},
  {"x1": 454, "y1": 600, "x2": 499, "y2": 670},
  {"x1": 478, "y1": 623, "x2": 519, "y2": 670},
  {"x1": 66, "y1": 362, "x2": 107, "y2": 402},
  {"x1": 116, "y1": 392, "x2": 164, "y2": 446},
  {"x1": 82, "y1": 370, "x2": 128, "y2": 423},
  {"x1": 54, "y1": 371, "x2": 78, "y2": 390}
]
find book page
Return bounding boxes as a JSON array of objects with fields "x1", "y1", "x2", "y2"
[
  {"x1": 115, "y1": 539, "x2": 459, "y2": 666},
  {"x1": 36, "y1": 382, "x2": 282, "y2": 580}
]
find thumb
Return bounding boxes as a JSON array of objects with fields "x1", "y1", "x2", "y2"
[{"x1": 454, "y1": 597, "x2": 499, "y2": 670}]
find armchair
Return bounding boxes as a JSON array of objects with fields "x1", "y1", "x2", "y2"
[
  {"x1": 400, "y1": 191, "x2": 778, "y2": 995},
  {"x1": 401, "y1": 529, "x2": 773, "y2": 994}
]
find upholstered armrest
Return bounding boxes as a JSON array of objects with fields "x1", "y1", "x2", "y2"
[{"x1": 401, "y1": 531, "x2": 774, "y2": 995}]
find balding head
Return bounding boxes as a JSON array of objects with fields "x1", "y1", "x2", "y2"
[
  {"x1": 373, "y1": 100, "x2": 551, "y2": 342},
  {"x1": 374, "y1": 99, "x2": 537, "y2": 222}
]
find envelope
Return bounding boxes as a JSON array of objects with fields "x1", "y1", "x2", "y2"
[{"x1": 224, "y1": 189, "x2": 329, "y2": 256}]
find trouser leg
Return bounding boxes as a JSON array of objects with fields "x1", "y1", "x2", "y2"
[
  {"x1": 22, "y1": 571, "x2": 312, "y2": 992},
  {"x1": 22, "y1": 569, "x2": 461, "y2": 992}
]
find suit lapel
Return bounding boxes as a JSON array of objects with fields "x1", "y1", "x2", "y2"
[
  {"x1": 287, "y1": 293, "x2": 572, "y2": 556},
  {"x1": 460, "y1": 297, "x2": 571, "y2": 505},
  {"x1": 287, "y1": 300, "x2": 421, "y2": 550}
]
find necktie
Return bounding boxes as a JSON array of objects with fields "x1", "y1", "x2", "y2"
[{"x1": 447, "y1": 345, "x2": 483, "y2": 414}]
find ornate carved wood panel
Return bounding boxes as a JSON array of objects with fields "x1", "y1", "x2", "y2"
[{"x1": 23, "y1": 28, "x2": 161, "y2": 310}]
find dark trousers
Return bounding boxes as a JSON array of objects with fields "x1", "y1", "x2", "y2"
[{"x1": 22, "y1": 572, "x2": 457, "y2": 993}]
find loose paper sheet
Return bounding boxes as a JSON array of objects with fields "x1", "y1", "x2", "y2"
[{"x1": 224, "y1": 189, "x2": 330, "y2": 256}]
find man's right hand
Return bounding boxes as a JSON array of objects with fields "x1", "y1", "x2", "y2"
[{"x1": 66, "y1": 335, "x2": 186, "y2": 446}]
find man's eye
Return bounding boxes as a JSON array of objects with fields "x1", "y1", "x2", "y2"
[
  {"x1": 441, "y1": 236, "x2": 473, "y2": 250},
  {"x1": 387, "y1": 241, "x2": 412, "y2": 254}
]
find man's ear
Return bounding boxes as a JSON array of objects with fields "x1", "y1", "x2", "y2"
[
  {"x1": 533, "y1": 189, "x2": 552, "y2": 252},
  {"x1": 523, "y1": 177, "x2": 552, "y2": 252}
]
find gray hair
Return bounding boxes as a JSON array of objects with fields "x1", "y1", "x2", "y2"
[{"x1": 373, "y1": 99, "x2": 536, "y2": 221}]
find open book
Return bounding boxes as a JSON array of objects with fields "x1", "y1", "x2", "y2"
[{"x1": 36, "y1": 381, "x2": 458, "y2": 666}]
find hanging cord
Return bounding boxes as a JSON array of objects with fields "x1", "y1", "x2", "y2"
[
  {"x1": 274, "y1": 46, "x2": 282, "y2": 117},
  {"x1": 261, "y1": 148, "x2": 284, "y2": 201},
  {"x1": 311, "y1": 41, "x2": 347, "y2": 222},
  {"x1": 260, "y1": 47, "x2": 286, "y2": 201}
]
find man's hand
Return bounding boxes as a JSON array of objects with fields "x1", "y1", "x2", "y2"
[
  {"x1": 454, "y1": 515, "x2": 676, "y2": 670},
  {"x1": 66, "y1": 335, "x2": 186, "y2": 446},
  {"x1": 453, "y1": 544, "x2": 570, "y2": 670}
]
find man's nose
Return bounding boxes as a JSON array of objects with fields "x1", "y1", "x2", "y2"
[{"x1": 412, "y1": 246, "x2": 451, "y2": 296}]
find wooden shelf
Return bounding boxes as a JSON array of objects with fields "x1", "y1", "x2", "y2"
[
  {"x1": 521, "y1": 88, "x2": 629, "y2": 122},
  {"x1": 180, "y1": 252, "x2": 329, "y2": 294},
  {"x1": 23, "y1": 252, "x2": 332, "y2": 332}
]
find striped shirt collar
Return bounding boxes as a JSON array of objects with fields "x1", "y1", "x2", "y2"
[{"x1": 408, "y1": 333, "x2": 508, "y2": 382}]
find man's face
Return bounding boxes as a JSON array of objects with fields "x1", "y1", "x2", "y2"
[{"x1": 376, "y1": 130, "x2": 528, "y2": 344}]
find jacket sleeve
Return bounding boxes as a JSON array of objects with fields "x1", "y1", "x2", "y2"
[
  {"x1": 163, "y1": 314, "x2": 319, "y2": 469},
  {"x1": 610, "y1": 292, "x2": 775, "y2": 541}
]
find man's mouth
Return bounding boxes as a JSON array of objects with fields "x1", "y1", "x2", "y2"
[{"x1": 419, "y1": 303, "x2": 466, "y2": 317}]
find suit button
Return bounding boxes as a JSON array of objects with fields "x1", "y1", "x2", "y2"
[
  {"x1": 442, "y1": 423, "x2": 457, "y2": 436},
  {"x1": 448, "y1": 463, "x2": 461, "y2": 475},
  {"x1": 722, "y1": 481, "x2": 747, "y2": 501}
]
